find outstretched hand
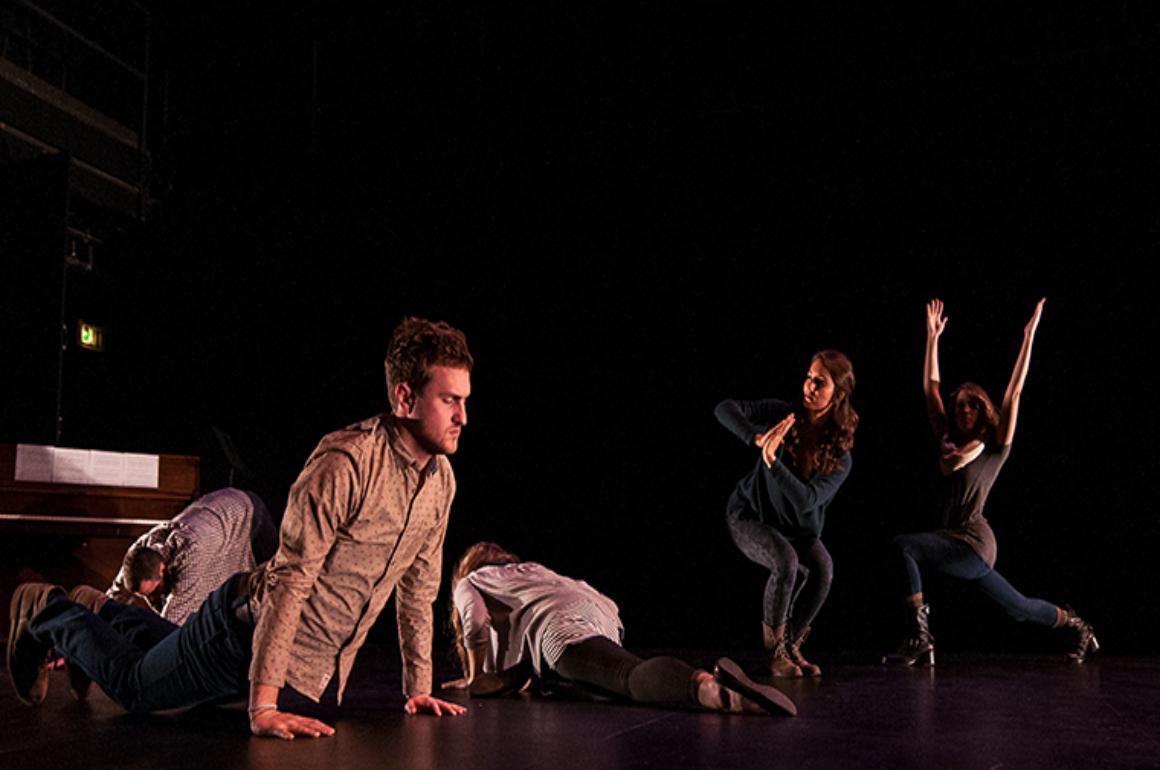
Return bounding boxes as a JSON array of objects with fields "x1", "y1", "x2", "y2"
[
  {"x1": 755, "y1": 414, "x2": 795, "y2": 468},
  {"x1": 404, "y1": 693, "x2": 467, "y2": 716},
  {"x1": 249, "y1": 708, "x2": 336, "y2": 740},
  {"x1": 926, "y1": 299, "x2": 948, "y2": 339},
  {"x1": 1024, "y1": 298, "x2": 1046, "y2": 338},
  {"x1": 442, "y1": 668, "x2": 532, "y2": 697}
]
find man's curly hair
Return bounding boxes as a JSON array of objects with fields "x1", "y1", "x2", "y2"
[{"x1": 384, "y1": 317, "x2": 474, "y2": 409}]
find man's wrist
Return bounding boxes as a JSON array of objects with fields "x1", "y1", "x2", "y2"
[{"x1": 249, "y1": 681, "x2": 281, "y2": 711}]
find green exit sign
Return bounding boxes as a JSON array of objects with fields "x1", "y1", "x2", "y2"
[{"x1": 77, "y1": 321, "x2": 105, "y2": 351}]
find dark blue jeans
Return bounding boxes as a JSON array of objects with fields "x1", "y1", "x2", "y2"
[
  {"x1": 103, "y1": 599, "x2": 180, "y2": 651},
  {"x1": 727, "y1": 509, "x2": 833, "y2": 629},
  {"x1": 28, "y1": 573, "x2": 252, "y2": 712},
  {"x1": 894, "y1": 532, "x2": 1060, "y2": 627}
]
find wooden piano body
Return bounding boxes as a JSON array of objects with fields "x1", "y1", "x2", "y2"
[{"x1": 0, "y1": 443, "x2": 199, "y2": 636}]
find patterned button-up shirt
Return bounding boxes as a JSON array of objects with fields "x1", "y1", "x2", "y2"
[
  {"x1": 247, "y1": 414, "x2": 454, "y2": 702},
  {"x1": 106, "y1": 487, "x2": 260, "y2": 625}
]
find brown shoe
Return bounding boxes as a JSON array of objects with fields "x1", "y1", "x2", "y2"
[
  {"x1": 788, "y1": 627, "x2": 822, "y2": 677},
  {"x1": 7, "y1": 583, "x2": 65, "y2": 705},
  {"x1": 763, "y1": 623, "x2": 802, "y2": 678},
  {"x1": 63, "y1": 586, "x2": 107, "y2": 700}
]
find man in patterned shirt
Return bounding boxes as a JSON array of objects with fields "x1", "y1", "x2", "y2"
[
  {"x1": 105, "y1": 487, "x2": 278, "y2": 624},
  {"x1": 8, "y1": 316, "x2": 472, "y2": 737}
]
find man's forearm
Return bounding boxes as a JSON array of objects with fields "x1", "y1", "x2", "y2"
[{"x1": 400, "y1": 630, "x2": 434, "y2": 696}]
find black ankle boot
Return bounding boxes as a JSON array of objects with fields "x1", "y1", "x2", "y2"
[
  {"x1": 1062, "y1": 606, "x2": 1099, "y2": 663},
  {"x1": 883, "y1": 603, "x2": 935, "y2": 667}
]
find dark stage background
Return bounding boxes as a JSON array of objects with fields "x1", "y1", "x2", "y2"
[{"x1": 3, "y1": 5, "x2": 1158, "y2": 657}]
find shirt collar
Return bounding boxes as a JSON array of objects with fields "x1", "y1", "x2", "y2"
[{"x1": 381, "y1": 414, "x2": 438, "y2": 476}]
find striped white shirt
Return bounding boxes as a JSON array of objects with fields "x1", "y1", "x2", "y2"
[{"x1": 454, "y1": 561, "x2": 624, "y2": 675}]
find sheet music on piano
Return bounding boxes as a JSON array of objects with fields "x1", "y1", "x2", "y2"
[{"x1": 14, "y1": 444, "x2": 160, "y2": 488}]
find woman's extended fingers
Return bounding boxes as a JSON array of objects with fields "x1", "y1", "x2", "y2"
[
  {"x1": 771, "y1": 414, "x2": 795, "y2": 441},
  {"x1": 760, "y1": 415, "x2": 794, "y2": 466},
  {"x1": 757, "y1": 414, "x2": 795, "y2": 463},
  {"x1": 927, "y1": 299, "x2": 947, "y2": 335},
  {"x1": 1025, "y1": 297, "x2": 1046, "y2": 335},
  {"x1": 757, "y1": 415, "x2": 791, "y2": 447},
  {"x1": 762, "y1": 434, "x2": 783, "y2": 466}
]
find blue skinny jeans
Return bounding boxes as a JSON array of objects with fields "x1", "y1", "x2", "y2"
[{"x1": 894, "y1": 531, "x2": 1060, "y2": 627}]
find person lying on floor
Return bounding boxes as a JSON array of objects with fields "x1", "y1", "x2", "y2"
[{"x1": 442, "y1": 542, "x2": 796, "y2": 716}]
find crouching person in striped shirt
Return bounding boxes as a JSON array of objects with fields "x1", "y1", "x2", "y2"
[
  {"x1": 444, "y1": 542, "x2": 797, "y2": 717},
  {"x1": 7, "y1": 317, "x2": 473, "y2": 738},
  {"x1": 106, "y1": 487, "x2": 278, "y2": 624}
]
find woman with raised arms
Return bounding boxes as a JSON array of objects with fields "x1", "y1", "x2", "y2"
[{"x1": 885, "y1": 298, "x2": 1097, "y2": 666}]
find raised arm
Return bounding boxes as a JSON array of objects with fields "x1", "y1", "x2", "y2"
[
  {"x1": 998, "y1": 298, "x2": 1045, "y2": 446},
  {"x1": 924, "y1": 299, "x2": 949, "y2": 438}
]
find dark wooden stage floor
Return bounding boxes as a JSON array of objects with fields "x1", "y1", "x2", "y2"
[{"x1": 3, "y1": 647, "x2": 1156, "y2": 769}]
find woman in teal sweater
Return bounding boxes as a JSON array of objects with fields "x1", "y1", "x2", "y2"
[{"x1": 716, "y1": 349, "x2": 858, "y2": 678}]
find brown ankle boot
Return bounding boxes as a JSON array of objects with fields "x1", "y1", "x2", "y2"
[
  {"x1": 7, "y1": 582, "x2": 65, "y2": 705},
  {"x1": 763, "y1": 623, "x2": 802, "y2": 678},
  {"x1": 788, "y1": 626, "x2": 821, "y2": 676}
]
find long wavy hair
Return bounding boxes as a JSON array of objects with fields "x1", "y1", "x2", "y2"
[
  {"x1": 946, "y1": 381, "x2": 1000, "y2": 445},
  {"x1": 447, "y1": 542, "x2": 521, "y2": 678},
  {"x1": 783, "y1": 350, "x2": 858, "y2": 478}
]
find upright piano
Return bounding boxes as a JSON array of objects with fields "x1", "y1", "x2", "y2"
[{"x1": 0, "y1": 443, "x2": 199, "y2": 636}]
